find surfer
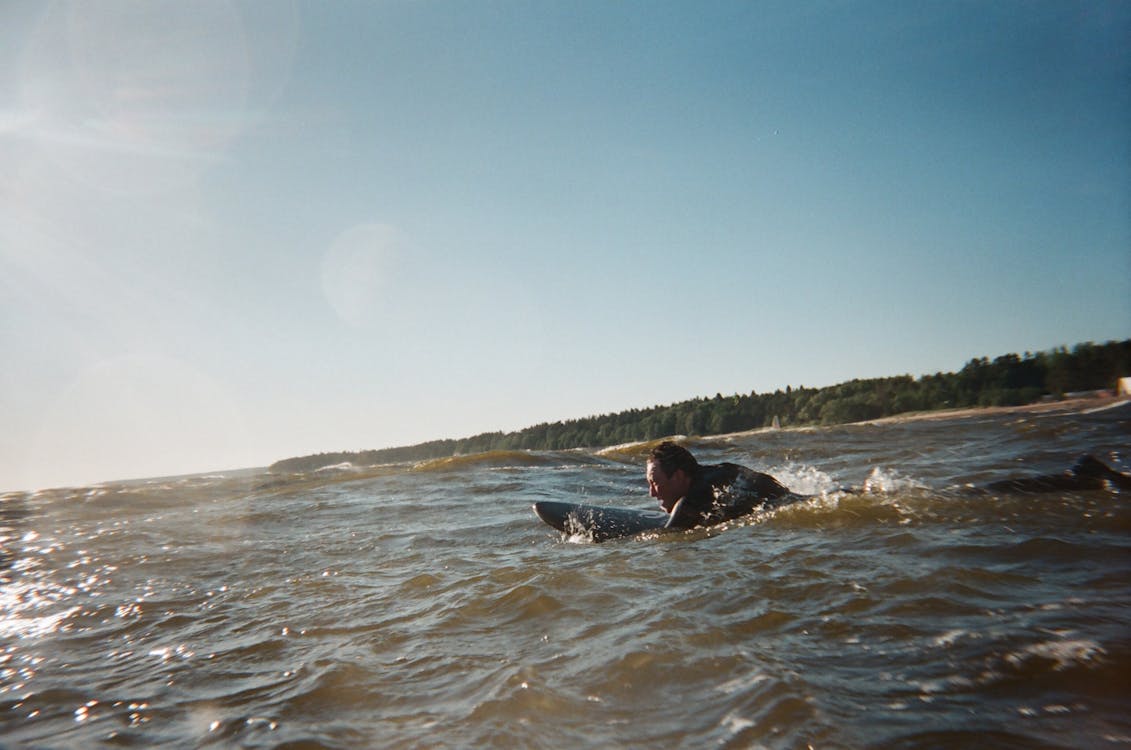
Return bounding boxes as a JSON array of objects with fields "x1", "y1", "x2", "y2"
[
  {"x1": 646, "y1": 442, "x2": 1131, "y2": 530},
  {"x1": 535, "y1": 445, "x2": 1130, "y2": 542},
  {"x1": 646, "y1": 441, "x2": 804, "y2": 530}
]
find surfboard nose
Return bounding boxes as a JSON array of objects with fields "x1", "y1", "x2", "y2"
[{"x1": 532, "y1": 501, "x2": 565, "y2": 528}]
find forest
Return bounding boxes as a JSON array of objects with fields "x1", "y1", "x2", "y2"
[{"x1": 270, "y1": 339, "x2": 1130, "y2": 472}]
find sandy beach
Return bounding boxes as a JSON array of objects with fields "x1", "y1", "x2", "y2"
[
  {"x1": 702, "y1": 392, "x2": 1129, "y2": 445},
  {"x1": 865, "y1": 392, "x2": 1129, "y2": 426}
]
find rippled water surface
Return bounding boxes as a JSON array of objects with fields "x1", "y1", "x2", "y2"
[{"x1": 2, "y1": 402, "x2": 1130, "y2": 748}]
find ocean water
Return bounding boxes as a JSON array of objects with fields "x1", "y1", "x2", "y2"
[{"x1": 2, "y1": 401, "x2": 1129, "y2": 749}]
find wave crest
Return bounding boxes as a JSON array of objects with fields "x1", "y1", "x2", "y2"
[{"x1": 411, "y1": 450, "x2": 568, "y2": 473}]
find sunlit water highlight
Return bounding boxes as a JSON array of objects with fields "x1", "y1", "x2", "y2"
[{"x1": 2, "y1": 402, "x2": 1129, "y2": 748}]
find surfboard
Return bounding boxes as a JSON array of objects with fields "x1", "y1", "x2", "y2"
[{"x1": 532, "y1": 500, "x2": 671, "y2": 542}]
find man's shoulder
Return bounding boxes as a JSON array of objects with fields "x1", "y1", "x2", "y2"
[
  {"x1": 699, "y1": 462, "x2": 754, "y2": 482},
  {"x1": 700, "y1": 462, "x2": 789, "y2": 495}
]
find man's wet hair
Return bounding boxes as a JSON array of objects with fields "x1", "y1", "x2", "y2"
[{"x1": 648, "y1": 441, "x2": 701, "y2": 478}]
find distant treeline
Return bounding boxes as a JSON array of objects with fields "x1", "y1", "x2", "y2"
[{"x1": 271, "y1": 340, "x2": 1130, "y2": 472}]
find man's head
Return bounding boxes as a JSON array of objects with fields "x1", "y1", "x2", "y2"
[{"x1": 646, "y1": 441, "x2": 700, "y2": 512}]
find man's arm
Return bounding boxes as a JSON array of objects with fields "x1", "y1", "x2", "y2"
[{"x1": 663, "y1": 497, "x2": 701, "y2": 530}]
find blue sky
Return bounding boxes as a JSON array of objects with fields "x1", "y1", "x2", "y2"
[{"x1": 2, "y1": 1, "x2": 1129, "y2": 491}]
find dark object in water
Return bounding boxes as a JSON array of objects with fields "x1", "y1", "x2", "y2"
[{"x1": 983, "y1": 454, "x2": 1131, "y2": 493}]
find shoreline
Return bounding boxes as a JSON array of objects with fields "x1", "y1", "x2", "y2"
[
  {"x1": 862, "y1": 393, "x2": 1130, "y2": 426},
  {"x1": 706, "y1": 394, "x2": 1129, "y2": 443}
]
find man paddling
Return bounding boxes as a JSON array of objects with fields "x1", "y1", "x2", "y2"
[
  {"x1": 646, "y1": 441, "x2": 805, "y2": 530},
  {"x1": 646, "y1": 441, "x2": 1131, "y2": 531}
]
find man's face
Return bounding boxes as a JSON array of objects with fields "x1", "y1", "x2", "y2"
[{"x1": 647, "y1": 460, "x2": 689, "y2": 513}]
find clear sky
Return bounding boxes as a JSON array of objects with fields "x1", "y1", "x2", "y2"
[{"x1": 2, "y1": 1, "x2": 1129, "y2": 491}]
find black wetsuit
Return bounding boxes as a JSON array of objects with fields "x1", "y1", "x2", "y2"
[{"x1": 665, "y1": 462, "x2": 797, "y2": 530}]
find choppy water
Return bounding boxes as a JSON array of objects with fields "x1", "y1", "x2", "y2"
[{"x1": 2, "y1": 401, "x2": 1130, "y2": 749}]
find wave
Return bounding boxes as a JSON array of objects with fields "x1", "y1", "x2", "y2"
[
  {"x1": 595, "y1": 435, "x2": 729, "y2": 464},
  {"x1": 251, "y1": 464, "x2": 404, "y2": 494},
  {"x1": 596, "y1": 437, "x2": 679, "y2": 463},
  {"x1": 410, "y1": 450, "x2": 580, "y2": 473}
]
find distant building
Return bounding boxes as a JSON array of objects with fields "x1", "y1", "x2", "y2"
[{"x1": 1119, "y1": 377, "x2": 1131, "y2": 397}]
